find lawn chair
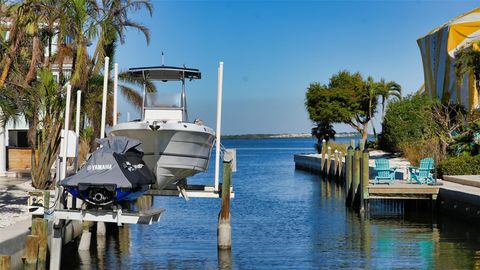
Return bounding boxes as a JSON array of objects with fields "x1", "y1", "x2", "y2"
[
  {"x1": 408, "y1": 157, "x2": 435, "y2": 184},
  {"x1": 374, "y1": 158, "x2": 397, "y2": 184}
]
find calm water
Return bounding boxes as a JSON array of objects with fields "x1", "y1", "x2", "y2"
[{"x1": 62, "y1": 138, "x2": 480, "y2": 269}]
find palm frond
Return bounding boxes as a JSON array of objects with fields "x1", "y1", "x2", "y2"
[
  {"x1": 119, "y1": 84, "x2": 142, "y2": 109},
  {"x1": 118, "y1": 71, "x2": 156, "y2": 92}
]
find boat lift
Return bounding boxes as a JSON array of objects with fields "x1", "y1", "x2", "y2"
[{"x1": 46, "y1": 60, "x2": 234, "y2": 270}]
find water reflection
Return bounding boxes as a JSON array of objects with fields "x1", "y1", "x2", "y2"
[
  {"x1": 60, "y1": 139, "x2": 480, "y2": 269},
  {"x1": 217, "y1": 249, "x2": 233, "y2": 270}
]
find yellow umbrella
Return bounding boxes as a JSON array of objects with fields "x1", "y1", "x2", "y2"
[{"x1": 417, "y1": 7, "x2": 480, "y2": 110}]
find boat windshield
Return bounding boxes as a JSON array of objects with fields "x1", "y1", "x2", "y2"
[{"x1": 144, "y1": 92, "x2": 181, "y2": 108}]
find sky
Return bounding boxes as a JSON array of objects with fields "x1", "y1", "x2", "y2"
[{"x1": 113, "y1": 0, "x2": 479, "y2": 135}]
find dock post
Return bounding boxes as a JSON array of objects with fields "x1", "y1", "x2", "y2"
[
  {"x1": 337, "y1": 151, "x2": 343, "y2": 181},
  {"x1": 326, "y1": 146, "x2": 331, "y2": 176},
  {"x1": 78, "y1": 221, "x2": 92, "y2": 251},
  {"x1": 97, "y1": 222, "x2": 106, "y2": 236},
  {"x1": 0, "y1": 255, "x2": 11, "y2": 270},
  {"x1": 359, "y1": 139, "x2": 365, "y2": 151},
  {"x1": 218, "y1": 161, "x2": 232, "y2": 250},
  {"x1": 23, "y1": 235, "x2": 40, "y2": 270},
  {"x1": 333, "y1": 150, "x2": 338, "y2": 180},
  {"x1": 321, "y1": 139, "x2": 326, "y2": 172},
  {"x1": 351, "y1": 147, "x2": 361, "y2": 209},
  {"x1": 31, "y1": 218, "x2": 48, "y2": 270},
  {"x1": 360, "y1": 148, "x2": 370, "y2": 212},
  {"x1": 345, "y1": 146, "x2": 354, "y2": 205}
]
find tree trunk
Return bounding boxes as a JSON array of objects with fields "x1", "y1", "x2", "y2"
[
  {"x1": 25, "y1": 35, "x2": 41, "y2": 85},
  {"x1": 361, "y1": 122, "x2": 369, "y2": 141},
  {"x1": 0, "y1": 25, "x2": 22, "y2": 88}
]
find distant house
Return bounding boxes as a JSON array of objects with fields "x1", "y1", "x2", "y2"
[
  {"x1": 417, "y1": 7, "x2": 480, "y2": 110},
  {"x1": 0, "y1": 20, "x2": 73, "y2": 176}
]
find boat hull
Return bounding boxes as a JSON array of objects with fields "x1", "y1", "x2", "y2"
[{"x1": 110, "y1": 122, "x2": 215, "y2": 190}]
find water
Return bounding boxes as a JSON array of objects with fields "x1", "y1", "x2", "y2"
[{"x1": 62, "y1": 138, "x2": 480, "y2": 269}]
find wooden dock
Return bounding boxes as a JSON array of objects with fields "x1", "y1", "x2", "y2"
[
  {"x1": 368, "y1": 181, "x2": 440, "y2": 200},
  {"x1": 294, "y1": 141, "x2": 480, "y2": 220}
]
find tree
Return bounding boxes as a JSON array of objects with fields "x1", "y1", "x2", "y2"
[
  {"x1": 306, "y1": 71, "x2": 382, "y2": 140},
  {"x1": 454, "y1": 40, "x2": 480, "y2": 100},
  {"x1": 379, "y1": 94, "x2": 435, "y2": 153},
  {"x1": 376, "y1": 78, "x2": 402, "y2": 119},
  {"x1": 0, "y1": 0, "x2": 155, "y2": 188},
  {"x1": 92, "y1": 0, "x2": 153, "y2": 73}
]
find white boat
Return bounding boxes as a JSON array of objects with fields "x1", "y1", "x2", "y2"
[{"x1": 109, "y1": 66, "x2": 215, "y2": 190}]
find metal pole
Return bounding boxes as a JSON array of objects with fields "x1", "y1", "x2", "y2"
[
  {"x1": 214, "y1": 62, "x2": 224, "y2": 192},
  {"x1": 141, "y1": 71, "x2": 145, "y2": 120},
  {"x1": 113, "y1": 63, "x2": 118, "y2": 126},
  {"x1": 61, "y1": 85, "x2": 72, "y2": 180},
  {"x1": 100, "y1": 56, "x2": 109, "y2": 139},
  {"x1": 74, "y1": 90, "x2": 82, "y2": 172}
]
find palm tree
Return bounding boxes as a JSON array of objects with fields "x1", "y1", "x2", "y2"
[
  {"x1": 0, "y1": 0, "x2": 155, "y2": 188},
  {"x1": 376, "y1": 79, "x2": 402, "y2": 120},
  {"x1": 455, "y1": 40, "x2": 480, "y2": 103},
  {"x1": 92, "y1": 0, "x2": 153, "y2": 73}
]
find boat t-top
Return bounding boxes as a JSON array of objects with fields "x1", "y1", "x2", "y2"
[{"x1": 109, "y1": 65, "x2": 215, "y2": 190}]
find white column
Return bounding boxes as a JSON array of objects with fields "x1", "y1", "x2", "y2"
[
  {"x1": 214, "y1": 62, "x2": 224, "y2": 192},
  {"x1": 0, "y1": 113, "x2": 6, "y2": 175},
  {"x1": 60, "y1": 85, "x2": 72, "y2": 180},
  {"x1": 100, "y1": 57, "x2": 110, "y2": 139},
  {"x1": 113, "y1": 63, "x2": 118, "y2": 126},
  {"x1": 74, "y1": 90, "x2": 82, "y2": 172}
]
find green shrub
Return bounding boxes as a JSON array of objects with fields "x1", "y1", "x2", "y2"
[
  {"x1": 437, "y1": 155, "x2": 480, "y2": 177},
  {"x1": 379, "y1": 94, "x2": 435, "y2": 153}
]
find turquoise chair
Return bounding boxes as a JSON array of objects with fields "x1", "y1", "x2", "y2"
[
  {"x1": 374, "y1": 158, "x2": 397, "y2": 184},
  {"x1": 408, "y1": 157, "x2": 435, "y2": 184}
]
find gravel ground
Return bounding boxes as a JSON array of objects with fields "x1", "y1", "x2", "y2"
[{"x1": 0, "y1": 178, "x2": 34, "y2": 228}]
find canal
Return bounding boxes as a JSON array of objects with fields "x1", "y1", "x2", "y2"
[{"x1": 62, "y1": 138, "x2": 480, "y2": 269}]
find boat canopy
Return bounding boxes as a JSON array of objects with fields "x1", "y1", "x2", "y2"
[{"x1": 128, "y1": 66, "x2": 201, "y2": 81}]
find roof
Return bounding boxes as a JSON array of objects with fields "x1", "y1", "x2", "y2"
[{"x1": 128, "y1": 66, "x2": 201, "y2": 81}]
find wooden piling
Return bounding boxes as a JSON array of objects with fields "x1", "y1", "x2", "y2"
[
  {"x1": 359, "y1": 139, "x2": 365, "y2": 151},
  {"x1": 218, "y1": 161, "x2": 232, "y2": 250},
  {"x1": 351, "y1": 147, "x2": 361, "y2": 208},
  {"x1": 361, "y1": 149, "x2": 370, "y2": 212},
  {"x1": 23, "y1": 235, "x2": 40, "y2": 270},
  {"x1": 333, "y1": 150, "x2": 338, "y2": 179},
  {"x1": 326, "y1": 146, "x2": 331, "y2": 175},
  {"x1": 321, "y1": 139, "x2": 326, "y2": 171},
  {"x1": 0, "y1": 255, "x2": 10, "y2": 270},
  {"x1": 345, "y1": 146, "x2": 354, "y2": 206},
  {"x1": 31, "y1": 218, "x2": 48, "y2": 270},
  {"x1": 338, "y1": 152, "x2": 343, "y2": 181}
]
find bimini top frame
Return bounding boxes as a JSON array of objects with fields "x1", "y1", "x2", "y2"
[{"x1": 129, "y1": 65, "x2": 201, "y2": 123}]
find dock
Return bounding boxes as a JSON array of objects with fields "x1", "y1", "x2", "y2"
[{"x1": 294, "y1": 143, "x2": 480, "y2": 220}]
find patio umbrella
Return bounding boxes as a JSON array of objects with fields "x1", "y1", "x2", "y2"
[{"x1": 417, "y1": 7, "x2": 480, "y2": 110}]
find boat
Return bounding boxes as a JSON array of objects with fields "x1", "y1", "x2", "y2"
[
  {"x1": 109, "y1": 65, "x2": 215, "y2": 190},
  {"x1": 62, "y1": 136, "x2": 155, "y2": 206}
]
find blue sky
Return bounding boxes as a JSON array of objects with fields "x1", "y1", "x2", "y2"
[{"x1": 114, "y1": 0, "x2": 479, "y2": 135}]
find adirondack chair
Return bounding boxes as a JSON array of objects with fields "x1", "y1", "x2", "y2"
[
  {"x1": 374, "y1": 158, "x2": 397, "y2": 184},
  {"x1": 408, "y1": 157, "x2": 435, "y2": 184}
]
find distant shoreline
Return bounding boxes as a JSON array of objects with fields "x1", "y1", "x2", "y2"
[{"x1": 222, "y1": 132, "x2": 371, "y2": 140}]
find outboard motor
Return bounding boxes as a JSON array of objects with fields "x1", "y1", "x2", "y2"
[{"x1": 62, "y1": 136, "x2": 155, "y2": 206}]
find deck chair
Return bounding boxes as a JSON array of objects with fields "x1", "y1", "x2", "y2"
[
  {"x1": 408, "y1": 157, "x2": 435, "y2": 184},
  {"x1": 374, "y1": 158, "x2": 397, "y2": 184}
]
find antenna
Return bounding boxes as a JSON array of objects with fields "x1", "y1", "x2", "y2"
[{"x1": 161, "y1": 51, "x2": 164, "y2": 66}]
